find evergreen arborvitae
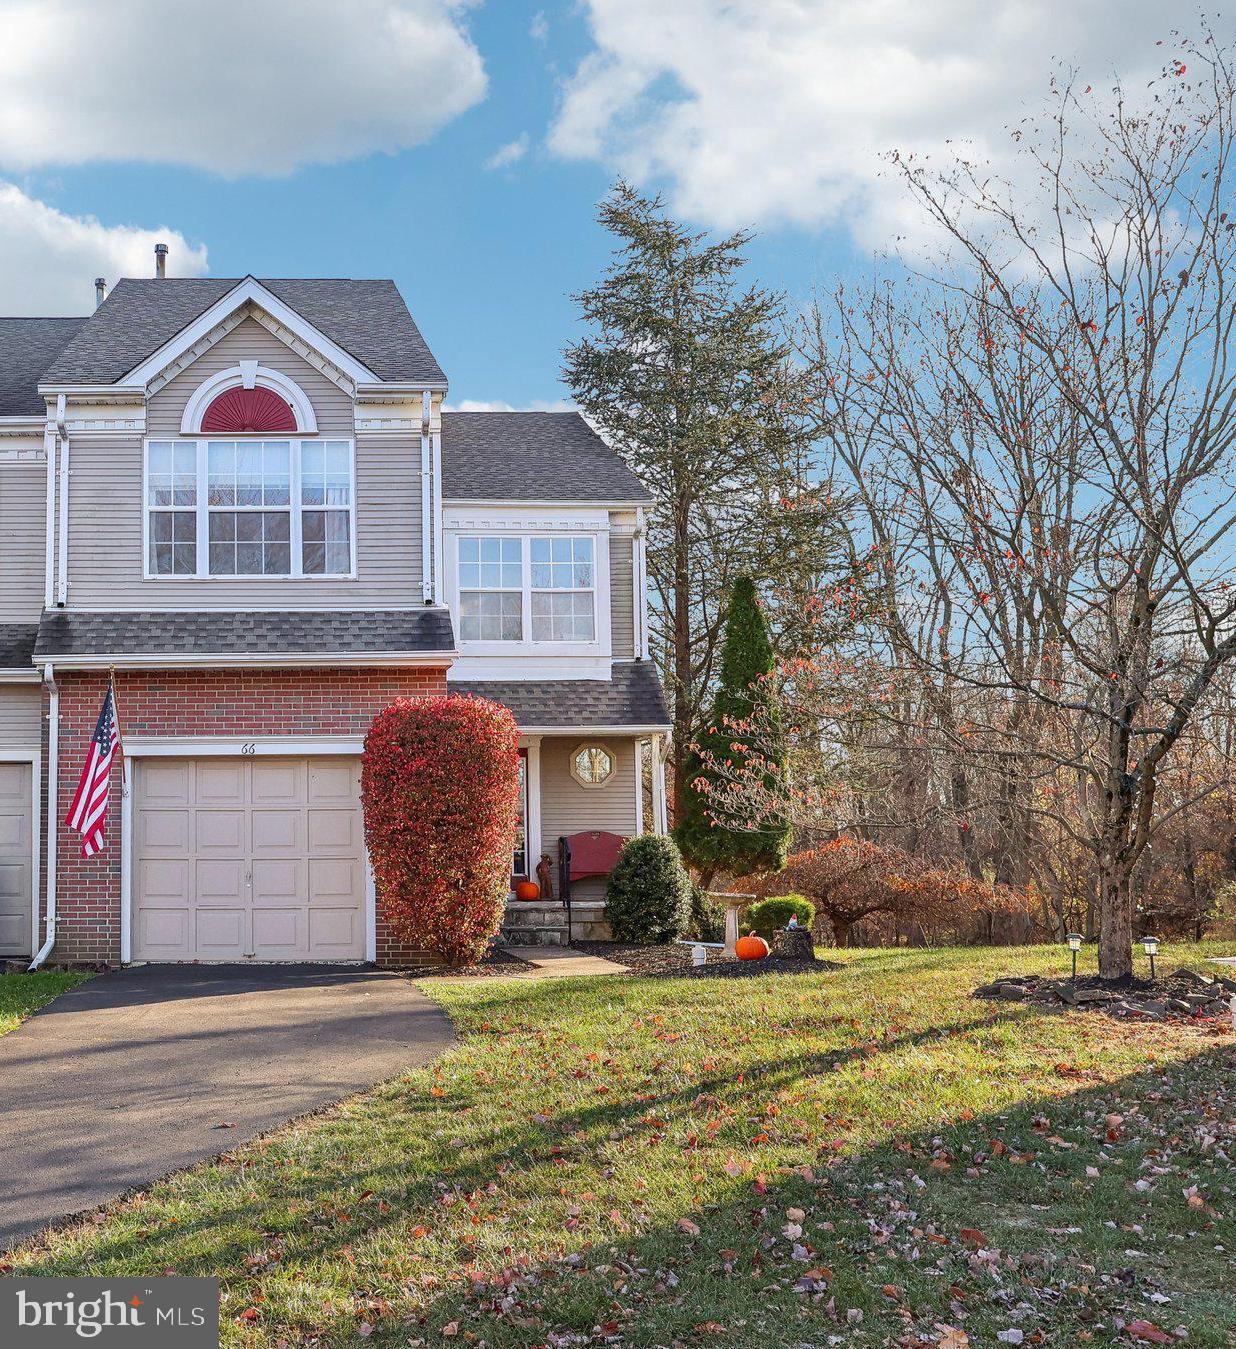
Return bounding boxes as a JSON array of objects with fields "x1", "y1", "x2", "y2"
[{"x1": 674, "y1": 575, "x2": 790, "y2": 878}]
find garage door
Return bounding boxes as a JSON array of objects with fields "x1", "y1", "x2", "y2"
[
  {"x1": 0, "y1": 762, "x2": 33, "y2": 956},
  {"x1": 134, "y1": 757, "x2": 367, "y2": 962}
]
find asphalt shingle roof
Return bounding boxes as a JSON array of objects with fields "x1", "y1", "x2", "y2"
[
  {"x1": 42, "y1": 278, "x2": 445, "y2": 386},
  {"x1": 450, "y1": 662, "x2": 670, "y2": 730},
  {"x1": 0, "y1": 623, "x2": 37, "y2": 670},
  {"x1": 35, "y1": 609, "x2": 455, "y2": 661},
  {"x1": 442, "y1": 412, "x2": 651, "y2": 504},
  {"x1": 0, "y1": 317, "x2": 87, "y2": 416}
]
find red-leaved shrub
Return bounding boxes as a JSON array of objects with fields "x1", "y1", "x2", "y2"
[
  {"x1": 748, "y1": 837, "x2": 1031, "y2": 947},
  {"x1": 362, "y1": 695, "x2": 522, "y2": 965}
]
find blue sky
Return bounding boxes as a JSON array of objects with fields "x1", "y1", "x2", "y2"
[{"x1": 0, "y1": 1, "x2": 1177, "y2": 407}]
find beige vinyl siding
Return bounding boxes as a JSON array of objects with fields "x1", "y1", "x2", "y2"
[
  {"x1": 0, "y1": 685, "x2": 42, "y2": 752},
  {"x1": 146, "y1": 320, "x2": 353, "y2": 436},
  {"x1": 66, "y1": 320, "x2": 424, "y2": 609},
  {"x1": 609, "y1": 531, "x2": 635, "y2": 658},
  {"x1": 0, "y1": 459, "x2": 47, "y2": 622},
  {"x1": 539, "y1": 736, "x2": 639, "y2": 901}
]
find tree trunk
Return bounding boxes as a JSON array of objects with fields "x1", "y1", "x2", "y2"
[
  {"x1": 671, "y1": 502, "x2": 693, "y2": 819},
  {"x1": 1097, "y1": 863, "x2": 1135, "y2": 981},
  {"x1": 830, "y1": 915, "x2": 852, "y2": 947}
]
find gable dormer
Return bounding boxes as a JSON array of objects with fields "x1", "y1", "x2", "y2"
[{"x1": 38, "y1": 275, "x2": 448, "y2": 612}]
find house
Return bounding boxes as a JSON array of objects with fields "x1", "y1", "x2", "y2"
[{"x1": 0, "y1": 253, "x2": 670, "y2": 967}]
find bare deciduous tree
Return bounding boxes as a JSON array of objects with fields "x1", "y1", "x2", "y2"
[{"x1": 822, "y1": 37, "x2": 1236, "y2": 979}]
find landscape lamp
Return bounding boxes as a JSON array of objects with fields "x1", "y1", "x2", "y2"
[
  {"x1": 1066, "y1": 932, "x2": 1083, "y2": 982},
  {"x1": 1141, "y1": 934, "x2": 1160, "y2": 980}
]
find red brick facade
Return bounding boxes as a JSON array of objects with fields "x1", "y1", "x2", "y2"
[{"x1": 46, "y1": 666, "x2": 448, "y2": 966}]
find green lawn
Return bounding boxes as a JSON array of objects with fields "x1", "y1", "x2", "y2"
[
  {"x1": 0, "y1": 970, "x2": 90, "y2": 1036},
  {"x1": 7, "y1": 944, "x2": 1236, "y2": 1346}
]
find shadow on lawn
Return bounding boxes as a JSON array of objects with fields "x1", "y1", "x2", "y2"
[{"x1": 17, "y1": 986, "x2": 1232, "y2": 1345}]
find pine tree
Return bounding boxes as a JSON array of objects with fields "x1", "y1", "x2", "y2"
[
  {"x1": 563, "y1": 183, "x2": 830, "y2": 816},
  {"x1": 675, "y1": 575, "x2": 789, "y2": 879}
]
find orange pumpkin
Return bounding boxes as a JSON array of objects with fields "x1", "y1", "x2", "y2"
[
  {"x1": 735, "y1": 934, "x2": 770, "y2": 961},
  {"x1": 515, "y1": 880, "x2": 541, "y2": 901}
]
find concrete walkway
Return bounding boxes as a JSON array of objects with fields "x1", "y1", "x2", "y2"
[
  {"x1": 0, "y1": 964, "x2": 454, "y2": 1250},
  {"x1": 499, "y1": 945, "x2": 629, "y2": 976}
]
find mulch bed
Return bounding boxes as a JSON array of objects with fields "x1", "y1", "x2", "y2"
[
  {"x1": 575, "y1": 940, "x2": 843, "y2": 979},
  {"x1": 412, "y1": 948, "x2": 531, "y2": 979},
  {"x1": 975, "y1": 965, "x2": 1236, "y2": 1023},
  {"x1": 408, "y1": 941, "x2": 843, "y2": 981}
]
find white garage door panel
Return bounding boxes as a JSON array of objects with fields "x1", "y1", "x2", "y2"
[
  {"x1": 0, "y1": 763, "x2": 33, "y2": 957},
  {"x1": 134, "y1": 756, "x2": 366, "y2": 961}
]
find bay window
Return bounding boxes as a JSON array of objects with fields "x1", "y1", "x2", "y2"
[
  {"x1": 457, "y1": 534, "x2": 598, "y2": 645},
  {"x1": 145, "y1": 439, "x2": 354, "y2": 578}
]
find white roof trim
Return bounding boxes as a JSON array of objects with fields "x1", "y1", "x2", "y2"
[
  {"x1": 505, "y1": 723, "x2": 672, "y2": 735},
  {"x1": 179, "y1": 363, "x2": 318, "y2": 434},
  {"x1": 444, "y1": 497, "x2": 654, "y2": 509},
  {"x1": 119, "y1": 277, "x2": 380, "y2": 388},
  {"x1": 42, "y1": 649, "x2": 457, "y2": 671}
]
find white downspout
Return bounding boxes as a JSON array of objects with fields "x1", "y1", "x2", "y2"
[
  {"x1": 43, "y1": 418, "x2": 57, "y2": 609},
  {"x1": 420, "y1": 391, "x2": 433, "y2": 602},
  {"x1": 55, "y1": 394, "x2": 69, "y2": 607},
  {"x1": 431, "y1": 403, "x2": 444, "y2": 605},
  {"x1": 28, "y1": 664, "x2": 58, "y2": 969},
  {"x1": 652, "y1": 734, "x2": 669, "y2": 835},
  {"x1": 634, "y1": 507, "x2": 649, "y2": 660}
]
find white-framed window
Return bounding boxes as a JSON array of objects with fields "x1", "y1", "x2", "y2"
[
  {"x1": 145, "y1": 439, "x2": 355, "y2": 579},
  {"x1": 531, "y1": 537, "x2": 596, "y2": 641},
  {"x1": 147, "y1": 441, "x2": 198, "y2": 576},
  {"x1": 456, "y1": 534, "x2": 598, "y2": 644},
  {"x1": 571, "y1": 743, "x2": 614, "y2": 787},
  {"x1": 459, "y1": 537, "x2": 523, "y2": 640}
]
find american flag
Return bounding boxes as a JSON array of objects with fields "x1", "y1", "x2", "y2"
[{"x1": 65, "y1": 684, "x2": 121, "y2": 858}]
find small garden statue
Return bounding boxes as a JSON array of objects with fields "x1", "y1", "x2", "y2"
[{"x1": 536, "y1": 853, "x2": 554, "y2": 901}]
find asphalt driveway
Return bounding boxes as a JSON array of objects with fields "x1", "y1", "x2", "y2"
[{"x1": 0, "y1": 964, "x2": 454, "y2": 1249}]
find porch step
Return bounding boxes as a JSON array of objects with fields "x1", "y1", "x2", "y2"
[{"x1": 500, "y1": 899, "x2": 613, "y2": 945}]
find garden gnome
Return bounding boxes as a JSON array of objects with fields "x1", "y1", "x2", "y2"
[{"x1": 536, "y1": 853, "x2": 554, "y2": 901}]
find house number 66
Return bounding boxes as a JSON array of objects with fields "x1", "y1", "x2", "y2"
[{"x1": 240, "y1": 742, "x2": 257, "y2": 755}]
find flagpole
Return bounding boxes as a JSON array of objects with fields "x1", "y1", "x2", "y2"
[{"x1": 108, "y1": 664, "x2": 125, "y2": 755}]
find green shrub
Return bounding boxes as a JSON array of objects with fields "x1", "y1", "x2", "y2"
[
  {"x1": 745, "y1": 894, "x2": 815, "y2": 940},
  {"x1": 606, "y1": 836, "x2": 693, "y2": 944},
  {"x1": 689, "y1": 886, "x2": 726, "y2": 943}
]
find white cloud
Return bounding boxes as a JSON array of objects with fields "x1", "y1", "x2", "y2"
[
  {"x1": 483, "y1": 134, "x2": 530, "y2": 171},
  {"x1": 446, "y1": 398, "x2": 575, "y2": 412},
  {"x1": 530, "y1": 10, "x2": 549, "y2": 42},
  {"x1": 548, "y1": 0, "x2": 1172, "y2": 248},
  {"x1": 0, "y1": 183, "x2": 207, "y2": 314},
  {"x1": 0, "y1": 1, "x2": 486, "y2": 176}
]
